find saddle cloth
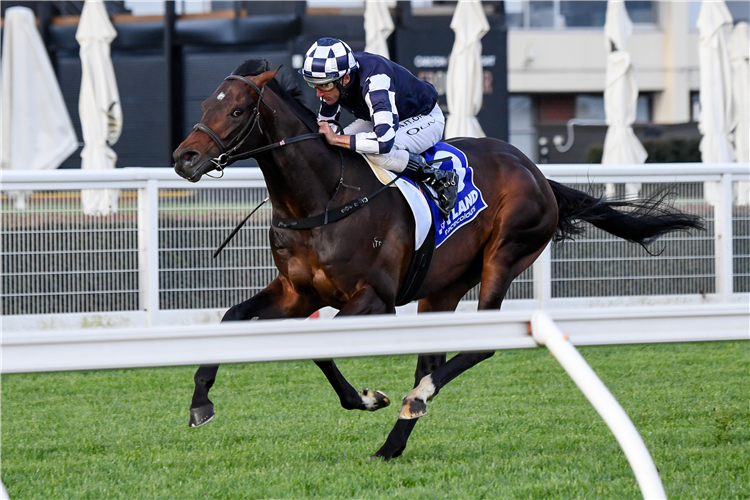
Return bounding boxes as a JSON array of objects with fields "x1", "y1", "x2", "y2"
[{"x1": 363, "y1": 142, "x2": 487, "y2": 249}]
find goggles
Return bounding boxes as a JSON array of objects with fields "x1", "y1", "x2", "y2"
[{"x1": 308, "y1": 81, "x2": 337, "y2": 91}]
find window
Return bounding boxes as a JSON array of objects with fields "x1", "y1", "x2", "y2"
[
  {"x1": 560, "y1": 1, "x2": 607, "y2": 28},
  {"x1": 691, "y1": 92, "x2": 700, "y2": 122},
  {"x1": 507, "y1": 1, "x2": 657, "y2": 29},
  {"x1": 690, "y1": 1, "x2": 750, "y2": 29},
  {"x1": 575, "y1": 94, "x2": 651, "y2": 123},
  {"x1": 509, "y1": 95, "x2": 538, "y2": 162}
]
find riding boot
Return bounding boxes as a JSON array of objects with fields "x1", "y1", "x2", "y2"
[{"x1": 403, "y1": 153, "x2": 458, "y2": 219}]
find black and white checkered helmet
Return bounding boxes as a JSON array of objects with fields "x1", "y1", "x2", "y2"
[{"x1": 299, "y1": 37, "x2": 359, "y2": 85}]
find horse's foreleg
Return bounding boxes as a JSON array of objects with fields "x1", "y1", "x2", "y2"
[
  {"x1": 313, "y1": 361, "x2": 390, "y2": 411},
  {"x1": 371, "y1": 353, "x2": 446, "y2": 460},
  {"x1": 314, "y1": 285, "x2": 393, "y2": 412},
  {"x1": 189, "y1": 277, "x2": 317, "y2": 428},
  {"x1": 372, "y1": 292, "x2": 463, "y2": 460}
]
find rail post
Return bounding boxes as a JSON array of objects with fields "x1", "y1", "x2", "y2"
[
  {"x1": 712, "y1": 173, "x2": 734, "y2": 302},
  {"x1": 533, "y1": 243, "x2": 552, "y2": 308},
  {"x1": 137, "y1": 179, "x2": 160, "y2": 326},
  {"x1": 530, "y1": 311, "x2": 667, "y2": 500}
]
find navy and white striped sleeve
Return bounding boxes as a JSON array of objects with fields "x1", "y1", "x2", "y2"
[
  {"x1": 351, "y1": 73, "x2": 398, "y2": 154},
  {"x1": 317, "y1": 99, "x2": 341, "y2": 132}
]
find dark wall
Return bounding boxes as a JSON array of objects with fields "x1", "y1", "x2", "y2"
[
  {"x1": 394, "y1": 10, "x2": 508, "y2": 142},
  {"x1": 5, "y1": 3, "x2": 508, "y2": 168},
  {"x1": 56, "y1": 51, "x2": 169, "y2": 169}
]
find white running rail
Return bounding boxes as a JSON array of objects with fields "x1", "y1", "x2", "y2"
[
  {"x1": 532, "y1": 311, "x2": 667, "y2": 500},
  {"x1": 1, "y1": 163, "x2": 748, "y2": 330}
]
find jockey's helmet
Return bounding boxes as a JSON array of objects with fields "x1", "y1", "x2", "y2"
[{"x1": 299, "y1": 37, "x2": 359, "y2": 86}]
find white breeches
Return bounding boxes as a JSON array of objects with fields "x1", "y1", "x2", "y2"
[{"x1": 344, "y1": 104, "x2": 445, "y2": 173}]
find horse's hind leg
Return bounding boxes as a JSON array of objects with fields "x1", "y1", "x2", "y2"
[
  {"x1": 398, "y1": 220, "x2": 553, "y2": 422},
  {"x1": 314, "y1": 285, "x2": 394, "y2": 412},
  {"x1": 189, "y1": 277, "x2": 317, "y2": 428}
]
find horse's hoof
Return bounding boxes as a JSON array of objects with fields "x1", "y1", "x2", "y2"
[
  {"x1": 359, "y1": 388, "x2": 391, "y2": 411},
  {"x1": 371, "y1": 445, "x2": 406, "y2": 461},
  {"x1": 398, "y1": 397, "x2": 427, "y2": 420},
  {"x1": 189, "y1": 403, "x2": 214, "y2": 428}
]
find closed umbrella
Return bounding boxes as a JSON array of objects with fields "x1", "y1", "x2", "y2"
[
  {"x1": 1, "y1": 7, "x2": 78, "y2": 209},
  {"x1": 364, "y1": 0, "x2": 394, "y2": 58},
  {"x1": 602, "y1": 1, "x2": 646, "y2": 199},
  {"x1": 444, "y1": 0, "x2": 489, "y2": 139},
  {"x1": 76, "y1": 0, "x2": 123, "y2": 216},
  {"x1": 728, "y1": 22, "x2": 749, "y2": 204},
  {"x1": 697, "y1": 0, "x2": 734, "y2": 164}
]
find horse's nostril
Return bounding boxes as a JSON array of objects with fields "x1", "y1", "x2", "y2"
[{"x1": 180, "y1": 151, "x2": 199, "y2": 166}]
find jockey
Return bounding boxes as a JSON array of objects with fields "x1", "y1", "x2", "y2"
[{"x1": 299, "y1": 37, "x2": 458, "y2": 218}]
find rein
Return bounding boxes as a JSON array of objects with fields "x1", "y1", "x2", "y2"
[{"x1": 202, "y1": 74, "x2": 401, "y2": 256}]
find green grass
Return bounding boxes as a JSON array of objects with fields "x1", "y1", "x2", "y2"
[{"x1": 2, "y1": 341, "x2": 748, "y2": 499}]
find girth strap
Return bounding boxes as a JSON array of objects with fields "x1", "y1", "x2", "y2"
[
  {"x1": 271, "y1": 174, "x2": 400, "y2": 229},
  {"x1": 395, "y1": 222, "x2": 436, "y2": 306}
]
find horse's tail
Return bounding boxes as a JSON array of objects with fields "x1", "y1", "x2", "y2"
[{"x1": 547, "y1": 179, "x2": 703, "y2": 248}]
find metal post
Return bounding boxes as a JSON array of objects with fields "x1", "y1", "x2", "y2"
[
  {"x1": 138, "y1": 180, "x2": 160, "y2": 326},
  {"x1": 164, "y1": 1, "x2": 183, "y2": 161},
  {"x1": 533, "y1": 243, "x2": 552, "y2": 308},
  {"x1": 292, "y1": 0, "x2": 306, "y2": 17},
  {"x1": 713, "y1": 174, "x2": 734, "y2": 301},
  {"x1": 491, "y1": 1, "x2": 509, "y2": 142},
  {"x1": 531, "y1": 311, "x2": 667, "y2": 500},
  {"x1": 396, "y1": 1, "x2": 412, "y2": 28}
]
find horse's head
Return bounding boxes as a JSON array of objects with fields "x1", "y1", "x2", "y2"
[{"x1": 173, "y1": 66, "x2": 279, "y2": 182}]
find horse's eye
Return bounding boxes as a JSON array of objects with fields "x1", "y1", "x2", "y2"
[{"x1": 232, "y1": 109, "x2": 243, "y2": 118}]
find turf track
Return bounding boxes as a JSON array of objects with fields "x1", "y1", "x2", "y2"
[{"x1": 2, "y1": 341, "x2": 747, "y2": 499}]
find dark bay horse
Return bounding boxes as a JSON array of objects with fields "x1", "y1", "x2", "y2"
[{"x1": 173, "y1": 59, "x2": 701, "y2": 460}]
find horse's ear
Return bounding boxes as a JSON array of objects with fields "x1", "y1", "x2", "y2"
[{"x1": 255, "y1": 68, "x2": 281, "y2": 89}]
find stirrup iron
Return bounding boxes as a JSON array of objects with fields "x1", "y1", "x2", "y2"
[{"x1": 404, "y1": 153, "x2": 458, "y2": 219}]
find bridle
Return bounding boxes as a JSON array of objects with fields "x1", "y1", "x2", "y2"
[
  {"x1": 189, "y1": 74, "x2": 321, "y2": 180},
  {"x1": 190, "y1": 72, "x2": 402, "y2": 232}
]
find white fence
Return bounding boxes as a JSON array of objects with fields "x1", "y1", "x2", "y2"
[{"x1": 1, "y1": 163, "x2": 748, "y2": 331}]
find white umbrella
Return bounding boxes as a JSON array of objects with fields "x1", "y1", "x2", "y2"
[
  {"x1": 1, "y1": 7, "x2": 78, "y2": 209},
  {"x1": 729, "y1": 22, "x2": 749, "y2": 204},
  {"x1": 364, "y1": 0, "x2": 394, "y2": 58},
  {"x1": 444, "y1": 0, "x2": 489, "y2": 139},
  {"x1": 601, "y1": 1, "x2": 646, "y2": 199},
  {"x1": 697, "y1": 0, "x2": 734, "y2": 164},
  {"x1": 76, "y1": 0, "x2": 123, "y2": 216}
]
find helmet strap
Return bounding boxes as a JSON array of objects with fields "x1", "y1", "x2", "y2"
[{"x1": 334, "y1": 72, "x2": 356, "y2": 100}]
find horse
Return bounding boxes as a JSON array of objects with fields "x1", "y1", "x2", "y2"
[{"x1": 172, "y1": 59, "x2": 702, "y2": 460}]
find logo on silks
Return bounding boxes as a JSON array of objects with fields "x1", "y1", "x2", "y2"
[{"x1": 423, "y1": 143, "x2": 488, "y2": 248}]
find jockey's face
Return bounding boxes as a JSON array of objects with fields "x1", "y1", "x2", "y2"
[{"x1": 316, "y1": 74, "x2": 350, "y2": 105}]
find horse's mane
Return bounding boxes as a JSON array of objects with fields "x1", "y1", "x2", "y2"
[{"x1": 232, "y1": 58, "x2": 319, "y2": 132}]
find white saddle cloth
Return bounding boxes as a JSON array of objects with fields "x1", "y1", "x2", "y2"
[{"x1": 362, "y1": 157, "x2": 432, "y2": 251}]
